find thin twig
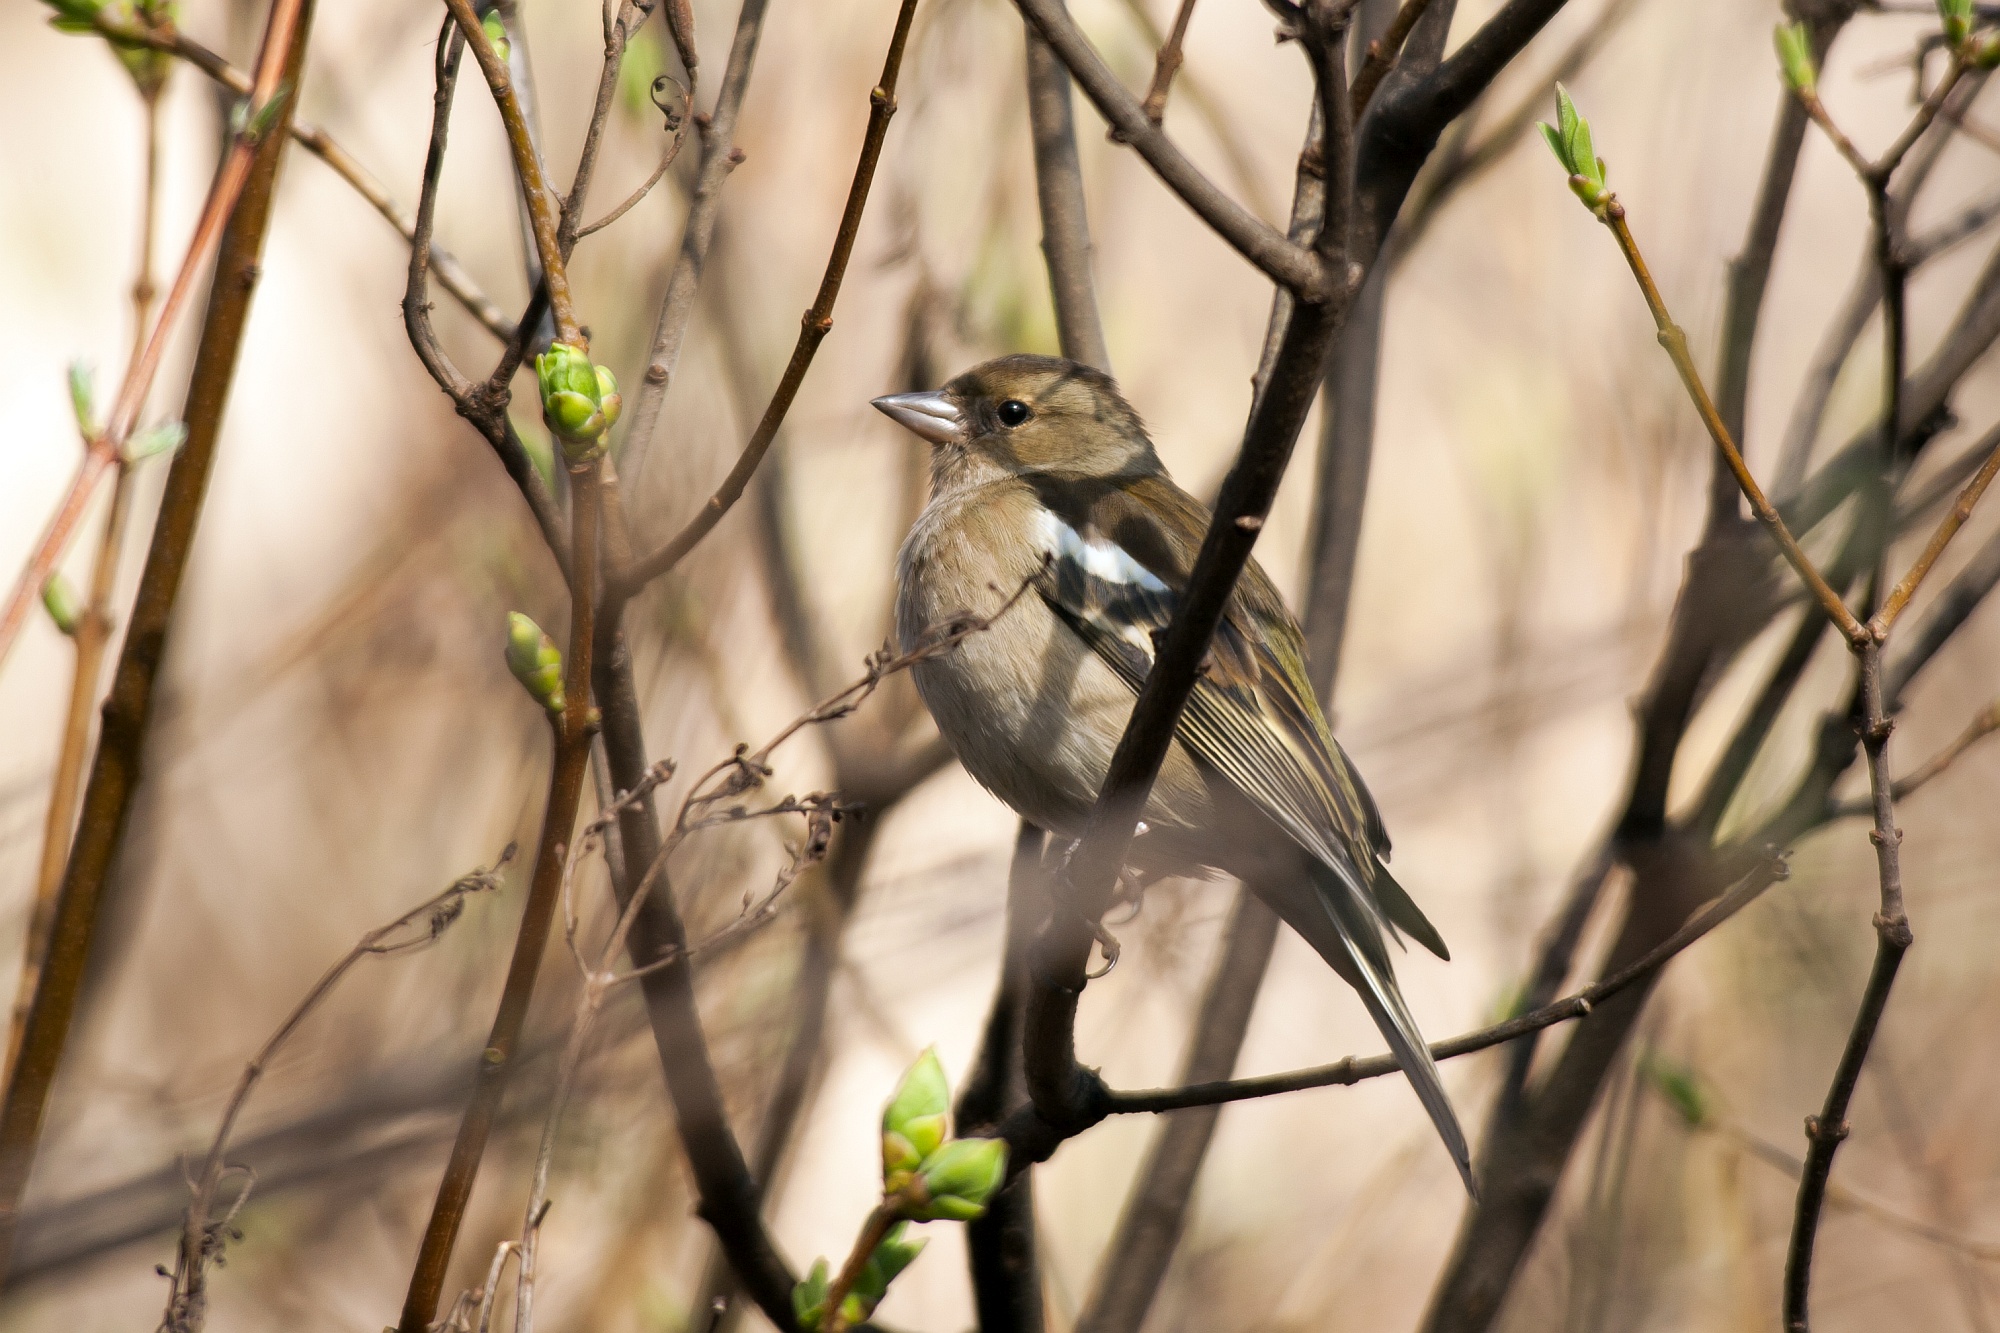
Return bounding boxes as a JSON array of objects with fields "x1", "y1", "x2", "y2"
[
  {"x1": 574, "y1": 77, "x2": 694, "y2": 240},
  {"x1": 613, "y1": 0, "x2": 922, "y2": 596},
  {"x1": 1870, "y1": 429, "x2": 2000, "y2": 634},
  {"x1": 1830, "y1": 698, "x2": 2000, "y2": 817},
  {"x1": 1101, "y1": 855, "x2": 1784, "y2": 1114},
  {"x1": 1013, "y1": 0, "x2": 1331, "y2": 296},
  {"x1": 1347, "y1": 0, "x2": 1436, "y2": 116},
  {"x1": 7, "y1": 84, "x2": 163, "y2": 1087},
  {"x1": 619, "y1": 0, "x2": 772, "y2": 481},
  {"x1": 1600, "y1": 205, "x2": 1868, "y2": 644},
  {"x1": 157, "y1": 856, "x2": 509, "y2": 1332},
  {"x1": 1138, "y1": 0, "x2": 1199, "y2": 126},
  {"x1": 1783, "y1": 646, "x2": 1914, "y2": 1333},
  {"x1": 443, "y1": 0, "x2": 582, "y2": 344}
]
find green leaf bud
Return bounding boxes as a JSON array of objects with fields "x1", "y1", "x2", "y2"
[
  {"x1": 68, "y1": 362, "x2": 96, "y2": 437},
  {"x1": 125, "y1": 420, "x2": 187, "y2": 464},
  {"x1": 833, "y1": 1222, "x2": 926, "y2": 1325},
  {"x1": 505, "y1": 611, "x2": 566, "y2": 715},
  {"x1": 1640, "y1": 1052, "x2": 1708, "y2": 1129},
  {"x1": 535, "y1": 342, "x2": 616, "y2": 458},
  {"x1": 594, "y1": 364, "x2": 622, "y2": 430},
  {"x1": 41, "y1": 572, "x2": 84, "y2": 638},
  {"x1": 1974, "y1": 32, "x2": 2000, "y2": 68},
  {"x1": 1773, "y1": 22, "x2": 1816, "y2": 97},
  {"x1": 1540, "y1": 85, "x2": 1613, "y2": 216},
  {"x1": 1940, "y1": 0, "x2": 1974, "y2": 48},
  {"x1": 904, "y1": 1137, "x2": 1008, "y2": 1222},
  {"x1": 482, "y1": 11, "x2": 511, "y2": 63},
  {"x1": 792, "y1": 1256, "x2": 831, "y2": 1332},
  {"x1": 882, "y1": 1049, "x2": 950, "y2": 1190},
  {"x1": 44, "y1": 0, "x2": 104, "y2": 35}
]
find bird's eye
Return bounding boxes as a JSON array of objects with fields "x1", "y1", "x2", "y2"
[{"x1": 997, "y1": 399, "x2": 1032, "y2": 427}]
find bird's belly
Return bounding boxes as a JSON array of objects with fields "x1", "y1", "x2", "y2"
[{"x1": 896, "y1": 501, "x2": 1213, "y2": 845}]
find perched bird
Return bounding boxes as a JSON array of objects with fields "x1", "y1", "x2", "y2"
[{"x1": 874, "y1": 354, "x2": 1473, "y2": 1194}]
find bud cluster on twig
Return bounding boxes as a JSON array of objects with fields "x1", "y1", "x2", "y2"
[{"x1": 793, "y1": 1050, "x2": 1009, "y2": 1331}]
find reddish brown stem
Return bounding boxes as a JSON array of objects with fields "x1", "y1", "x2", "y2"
[{"x1": 0, "y1": 0, "x2": 316, "y2": 1277}]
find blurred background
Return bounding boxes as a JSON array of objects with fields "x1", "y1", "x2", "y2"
[{"x1": 2, "y1": 0, "x2": 1999, "y2": 1328}]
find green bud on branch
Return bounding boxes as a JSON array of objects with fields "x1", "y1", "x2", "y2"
[
  {"x1": 68, "y1": 362, "x2": 96, "y2": 439},
  {"x1": 125, "y1": 420, "x2": 187, "y2": 464},
  {"x1": 903, "y1": 1137, "x2": 1009, "y2": 1222},
  {"x1": 792, "y1": 1257, "x2": 832, "y2": 1331},
  {"x1": 481, "y1": 11, "x2": 510, "y2": 63},
  {"x1": 505, "y1": 611, "x2": 566, "y2": 715},
  {"x1": 1972, "y1": 32, "x2": 2000, "y2": 69},
  {"x1": 41, "y1": 573, "x2": 84, "y2": 638},
  {"x1": 1940, "y1": 0, "x2": 1975, "y2": 49},
  {"x1": 881, "y1": 1048, "x2": 950, "y2": 1192},
  {"x1": 1773, "y1": 22, "x2": 1816, "y2": 97},
  {"x1": 534, "y1": 343, "x2": 620, "y2": 460},
  {"x1": 1538, "y1": 83, "x2": 1613, "y2": 219}
]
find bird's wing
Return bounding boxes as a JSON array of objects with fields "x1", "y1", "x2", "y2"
[{"x1": 1023, "y1": 472, "x2": 1447, "y2": 960}]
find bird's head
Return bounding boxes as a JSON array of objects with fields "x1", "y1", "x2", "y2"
[{"x1": 872, "y1": 354, "x2": 1159, "y2": 493}]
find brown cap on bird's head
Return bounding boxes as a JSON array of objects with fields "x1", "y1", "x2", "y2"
[{"x1": 872, "y1": 354, "x2": 1156, "y2": 482}]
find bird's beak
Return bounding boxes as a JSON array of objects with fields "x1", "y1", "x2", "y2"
[{"x1": 871, "y1": 389, "x2": 966, "y2": 446}]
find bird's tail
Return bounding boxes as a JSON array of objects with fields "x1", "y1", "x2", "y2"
[{"x1": 1301, "y1": 859, "x2": 1476, "y2": 1198}]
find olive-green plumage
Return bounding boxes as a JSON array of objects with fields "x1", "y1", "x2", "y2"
[{"x1": 877, "y1": 354, "x2": 1472, "y2": 1194}]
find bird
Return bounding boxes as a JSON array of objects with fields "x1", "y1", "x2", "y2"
[{"x1": 873, "y1": 353, "x2": 1473, "y2": 1195}]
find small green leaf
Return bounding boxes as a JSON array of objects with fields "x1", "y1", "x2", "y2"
[
  {"x1": 67, "y1": 361, "x2": 95, "y2": 437},
  {"x1": 881, "y1": 1049, "x2": 950, "y2": 1191},
  {"x1": 1773, "y1": 22, "x2": 1816, "y2": 96},
  {"x1": 124, "y1": 420, "x2": 186, "y2": 463},
  {"x1": 1537, "y1": 121, "x2": 1567, "y2": 171},
  {"x1": 1554, "y1": 83, "x2": 1581, "y2": 161},
  {"x1": 791, "y1": 1256, "x2": 831, "y2": 1332},
  {"x1": 904, "y1": 1137, "x2": 1008, "y2": 1222},
  {"x1": 482, "y1": 11, "x2": 510, "y2": 63}
]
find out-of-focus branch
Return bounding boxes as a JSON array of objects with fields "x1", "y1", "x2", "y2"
[
  {"x1": 1013, "y1": 0, "x2": 1332, "y2": 295},
  {"x1": 83, "y1": 7, "x2": 515, "y2": 341},
  {"x1": 958, "y1": 828, "x2": 1052, "y2": 1333},
  {"x1": 614, "y1": 0, "x2": 921, "y2": 595},
  {"x1": 1104, "y1": 855, "x2": 1782, "y2": 1114},
  {"x1": 160, "y1": 856, "x2": 508, "y2": 1332},
  {"x1": 1074, "y1": 894, "x2": 1277, "y2": 1333},
  {"x1": 1708, "y1": 10, "x2": 1851, "y2": 533},
  {"x1": 1887, "y1": 523, "x2": 2000, "y2": 702},
  {"x1": 620, "y1": 0, "x2": 772, "y2": 480},
  {"x1": 8, "y1": 83, "x2": 164, "y2": 1087},
  {"x1": 394, "y1": 464, "x2": 602, "y2": 1333},
  {"x1": 1027, "y1": 8, "x2": 1111, "y2": 374},
  {"x1": 0, "y1": 0, "x2": 315, "y2": 1277}
]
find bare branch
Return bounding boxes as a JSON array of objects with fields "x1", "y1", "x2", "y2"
[{"x1": 1012, "y1": 0, "x2": 1331, "y2": 295}]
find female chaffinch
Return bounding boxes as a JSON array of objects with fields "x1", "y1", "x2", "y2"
[{"x1": 875, "y1": 354, "x2": 1472, "y2": 1195}]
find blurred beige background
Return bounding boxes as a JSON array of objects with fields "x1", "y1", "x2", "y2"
[{"x1": 2, "y1": 0, "x2": 1998, "y2": 1328}]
